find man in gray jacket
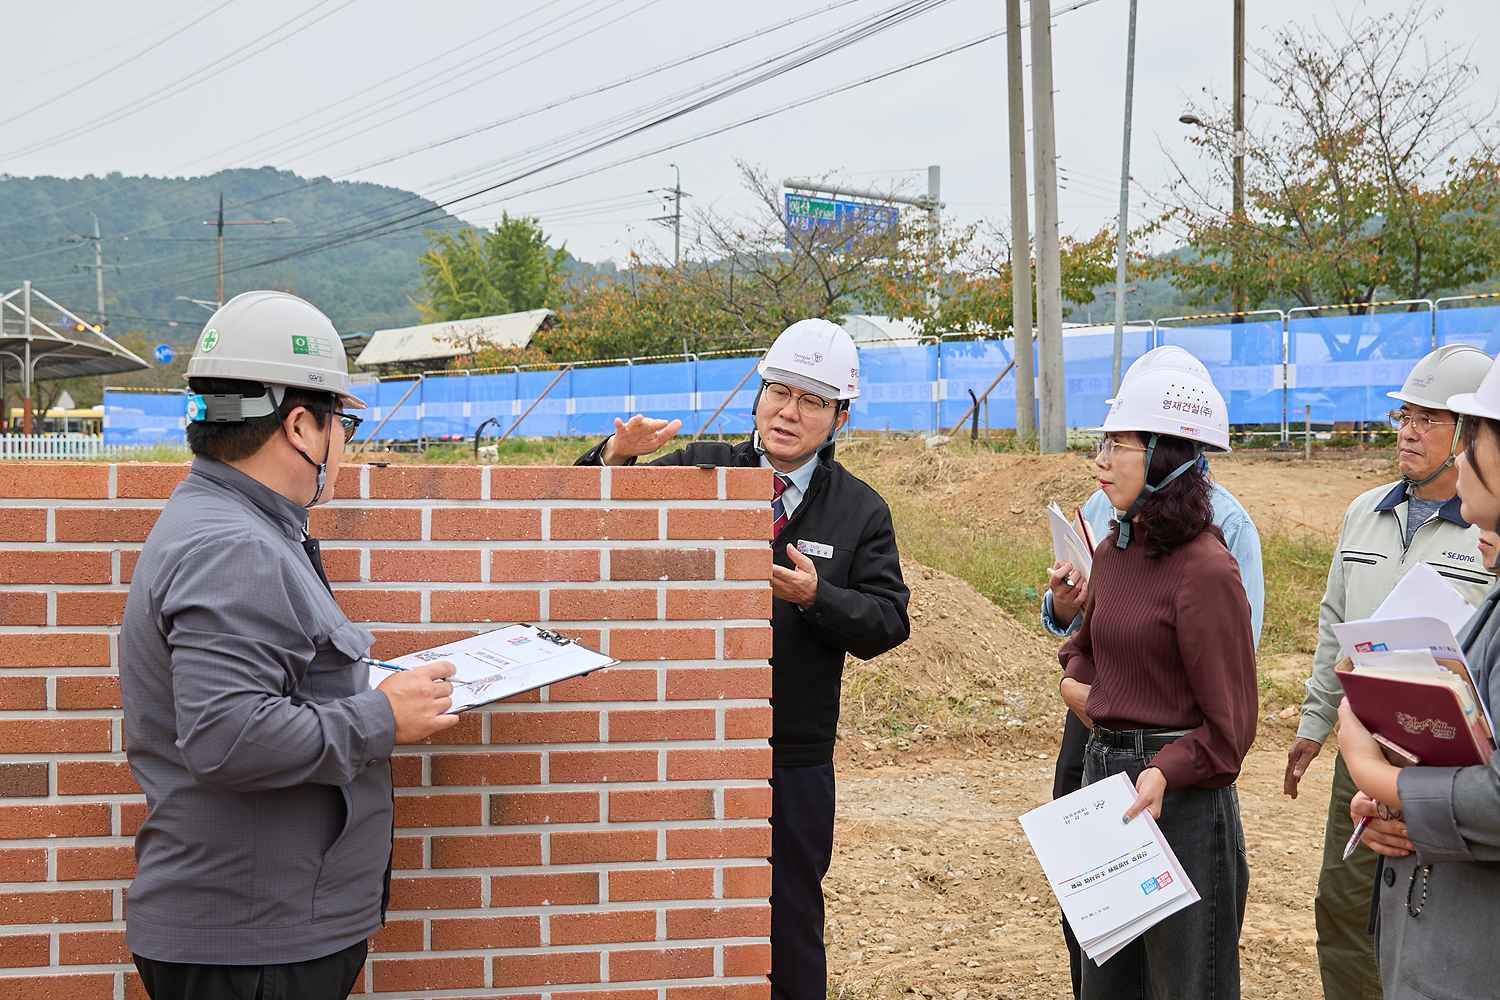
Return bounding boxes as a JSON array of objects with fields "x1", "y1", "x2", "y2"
[{"x1": 120, "y1": 292, "x2": 458, "y2": 1000}]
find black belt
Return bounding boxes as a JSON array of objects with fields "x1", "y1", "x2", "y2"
[{"x1": 1090, "y1": 725, "x2": 1190, "y2": 754}]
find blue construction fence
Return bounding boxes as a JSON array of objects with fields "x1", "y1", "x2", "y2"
[{"x1": 103, "y1": 299, "x2": 1500, "y2": 447}]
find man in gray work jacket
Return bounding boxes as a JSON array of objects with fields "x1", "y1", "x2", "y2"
[{"x1": 120, "y1": 292, "x2": 459, "y2": 1000}]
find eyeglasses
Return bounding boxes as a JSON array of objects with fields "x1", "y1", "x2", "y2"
[
  {"x1": 761, "y1": 381, "x2": 834, "y2": 419},
  {"x1": 1388, "y1": 409, "x2": 1455, "y2": 434},
  {"x1": 335, "y1": 412, "x2": 363, "y2": 444},
  {"x1": 1095, "y1": 437, "x2": 1148, "y2": 461}
]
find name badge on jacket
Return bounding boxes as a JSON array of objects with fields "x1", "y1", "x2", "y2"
[{"x1": 797, "y1": 540, "x2": 834, "y2": 559}]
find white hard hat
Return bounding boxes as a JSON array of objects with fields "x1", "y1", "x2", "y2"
[
  {"x1": 1445, "y1": 350, "x2": 1500, "y2": 421},
  {"x1": 758, "y1": 318, "x2": 860, "y2": 401},
  {"x1": 1102, "y1": 366, "x2": 1231, "y2": 452},
  {"x1": 186, "y1": 290, "x2": 365, "y2": 412},
  {"x1": 1115, "y1": 345, "x2": 1212, "y2": 394},
  {"x1": 1389, "y1": 344, "x2": 1491, "y2": 411}
]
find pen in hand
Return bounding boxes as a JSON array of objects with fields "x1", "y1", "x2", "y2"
[
  {"x1": 1342, "y1": 816, "x2": 1371, "y2": 862},
  {"x1": 361, "y1": 657, "x2": 476, "y2": 688}
]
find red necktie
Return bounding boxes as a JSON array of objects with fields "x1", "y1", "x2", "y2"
[{"x1": 771, "y1": 473, "x2": 791, "y2": 539}]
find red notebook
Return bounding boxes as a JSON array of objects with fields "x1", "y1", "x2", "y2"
[{"x1": 1336, "y1": 655, "x2": 1493, "y2": 767}]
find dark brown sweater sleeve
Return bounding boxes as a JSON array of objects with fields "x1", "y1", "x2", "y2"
[
  {"x1": 1150, "y1": 545, "x2": 1259, "y2": 789},
  {"x1": 1059, "y1": 587, "x2": 1097, "y2": 685}
]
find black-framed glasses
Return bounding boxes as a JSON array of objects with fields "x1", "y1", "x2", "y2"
[
  {"x1": 761, "y1": 381, "x2": 833, "y2": 419},
  {"x1": 1388, "y1": 408, "x2": 1455, "y2": 434},
  {"x1": 335, "y1": 412, "x2": 363, "y2": 443}
]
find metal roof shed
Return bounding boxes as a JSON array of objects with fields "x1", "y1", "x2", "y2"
[{"x1": 354, "y1": 309, "x2": 557, "y2": 369}]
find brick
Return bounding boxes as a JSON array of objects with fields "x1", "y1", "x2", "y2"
[
  {"x1": 370, "y1": 956, "x2": 486, "y2": 992},
  {"x1": 610, "y1": 466, "x2": 717, "y2": 500},
  {"x1": 430, "y1": 914, "x2": 541, "y2": 951},
  {"x1": 491, "y1": 951, "x2": 600, "y2": 988},
  {"x1": 371, "y1": 629, "x2": 480, "y2": 660},
  {"x1": 723, "y1": 942, "x2": 771, "y2": 976},
  {"x1": 370, "y1": 549, "x2": 480, "y2": 582},
  {"x1": 725, "y1": 467, "x2": 774, "y2": 500},
  {"x1": 0, "y1": 890, "x2": 111, "y2": 925},
  {"x1": 54, "y1": 676, "x2": 121, "y2": 710},
  {"x1": 371, "y1": 919, "x2": 424, "y2": 954},
  {"x1": 724, "y1": 547, "x2": 773, "y2": 582},
  {"x1": 119, "y1": 549, "x2": 140, "y2": 582},
  {"x1": 725, "y1": 707, "x2": 772, "y2": 740},
  {"x1": 388, "y1": 755, "x2": 425, "y2": 788},
  {"x1": 318, "y1": 547, "x2": 362, "y2": 582},
  {"x1": 0, "y1": 678, "x2": 46, "y2": 710},
  {"x1": 0, "y1": 552, "x2": 110, "y2": 585},
  {"x1": 0, "y1": 764, "x2": 46, "y2": 798},
  {"x1": 608, "y1": 947, "x2": 714, "y2": 984},
  {"x1": 0, "y1": 850, "x2": 46, "y2": 882},
  {"x1": 430, "y1": 752, "x2": 542, "y2": 786},
  {"x1": 430, "y1": 588, "x2": 540, "y2": 623},
  {"x1": 491, "y1": 548, "x2": 600, "y2": 582},
  {"x1": 125, "y1": 973, "x2": 148, "y2": 1000},
  {"x1": 607, "y1": 709, "x2": 716, "y2": 743},
  {"x1": 0, "y1": 719, "x2": 111, "y2": 753},
  {"x1": 550, "y1": 909, "x2": 656, "y2": 945},
  {"x1": 490, "y1": 466, "x2": 601, "y2": 500},
  {"x1": 430, "y1": 507, "x2": 542, "y2": 541},
  {"x1": 430, "y1": 834, "x2": 542, "y2": 868},
  {"x1": 611, "y1": 628, "x2": 714, "y2": 662},
  {"x1": 723, "y1": 863, "x2": 772, "y2": 899},
  {"x1": 309, "y1": 506, "x2": 421, "y2": 540},
  {"x1": 549, "y1": 750, "x2": 657, "y2": 784},
  {"x1": 387, "y1": 875, "x2": 483, "y2": 910},
  {"x1": 667, "y1": 748, "x2": 771, "y2": 782},
  {"x1": 120, "y1": 802, "x2": 149, "y2": 836},
  {"x1": 667, "y1": 509, "x2": 770, "y2": 541},
  {"x1": 609, "y1": 548, "x2": 715, "y2": 582},
  {"x1": 0, "y1": 634, "x2": 110, "y2": 669},
  {"x1": 0, "y1": 805, "x2": 110, "y2": 840},
  {"x1": 609, "y1": 788, "x2": 715, "y2": 822},
  {"x1": 666, "y1": 668, "x2": 771, "y2": 701},
  {"x1": 667, "y1": 825, "x2": 771, "y2": 860},
  {"x1": 487, "y1": 710, "x2": 599, "y2": 745},
  {"x1": 0, "y1": 593, "x2": 46, "y2": 627},
  {"x1": 333, "y1": 589, "x2": 421, "y2": 623},
  {"x1": 551, "y1": 508, "x2": 658, "y2": 541},
  {"x1": 57, "y1": 762, "x2": 138, "y2": 796},
  {"x1": 394, "y1": 793, "x2": 484, "y2": 829},
  {"x1": 0, "y1": 932, "x2": 49, "y2": 967},
  {"x1": 554, "y1": 992, "x2": 655, "y2": 1000},
  {"x1": 0, "y1": 509, "x2": 46, "y2": 542},
  {"x1": 55, "y1": 591, "x2": 128, "y2": 626},
  {"x1": 0, "y1": 974, "x2": 115, "y2": 1000},
  {"x1": 666, "y1": 588, "x2": 770, "y2": 622},
  {"x1": 0, "y1": 464, "x2": 108, "y2": 499},
  {"x1": 546, "y1": 668, "x2": 658, "y2": 703},
  {"x1": 549, "y1": 588, "x2": 657, "y2": 621},
  {"x1": 490, "y1": 872, "x2": 599, "y2": 907},
  {"x1": 58, "y1": 930, "x2": 128, "y2": 965},
  {"x1": 667, "y1": 904, "x2": 770, "y2": 940},
  {"x1": 724, "y1": 787, "x2": 772, "y2": 821},
  {"x1": 608, "y1": 867, "x2": 715, "y2": 903},
  {"x1": 332, "y1": 465, "x2": 363, "y2": 500},
  {"x1": 725, "y1": 626, "x2": 773, "y2": 660},
  {"x1": 391, "y1": 836, "x2": 424, "y2": 870},
  {"x1": 667, "y1": 986, "x2": 771, "y2": 1000},
  {"x1": 55, "y1": 508, "x2": 158, "y2": 542},
  {"x1": 116, "y1": 464, "x2": 188, "y2": 498},
  {"x1": 489, "y1": 791, "x2": 599, "y2": 825},
  {"x1": 549, "y1": 829, "x2": 657, "y2": 865},
  {"x1": 369, "y1": 466, "x2": 482, "y2": 501}
]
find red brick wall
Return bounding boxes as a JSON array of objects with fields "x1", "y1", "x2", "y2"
[{"x1": 0, "y1": 462, "x2": 774, "y2": 1000}]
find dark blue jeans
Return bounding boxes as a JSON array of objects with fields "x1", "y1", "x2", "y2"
[{"x1": 1080, "y1": 736, "x2": 1249, "y2": 1000}]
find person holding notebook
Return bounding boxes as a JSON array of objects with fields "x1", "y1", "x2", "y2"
[
  {"x1": 1058, "y1": 365, "x2": 1258, "y2": 999},
  {"x1": 1337, "y1": 353, "x2": 1500, "y2": 1000}
]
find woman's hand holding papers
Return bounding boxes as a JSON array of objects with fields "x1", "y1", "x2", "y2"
[
  {"x1": 378, "y1": 660, "x2": 462, "y2": 744},
  {"x1": 1123, "y1": 767, "x2": 1167, "y2": 822},
  {"x1": 1349, "y1": 791, "x2": 1414, "y2": 858},
  {"x1": 1048, "y1": 560, "x2": 1088, "y2": 622}
]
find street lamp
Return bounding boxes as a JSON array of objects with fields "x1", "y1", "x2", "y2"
[
  {"x1": 202, "y1": 192, "x2": 292, "y2": 307},
  {"x1": 175, "y1": 296, "x2": 219, "y2": 313}
]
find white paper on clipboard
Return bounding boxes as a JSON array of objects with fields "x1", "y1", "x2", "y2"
[
  {"x1": 1048, "y1": 503, "x2": 1094, "y2": 578},
  {"x1": 367, "y1": 624, "x2": 616, "y2": 713}
]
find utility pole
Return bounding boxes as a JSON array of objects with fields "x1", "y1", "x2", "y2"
[
  {"x1": 1232, "y1": 0, "x2": 1246, "y2": 318},
  {"x1": 927, "y1": 164, "x2": 942, "y2": 312},
  {"x1": 1006, "y1": 0, "x2": 1035, "y2": 442},
  {"x1": 650, "y1": 165, "x2": 688, "y2": 268},
  {"x1": 1110, "y1": 0, "x2": 1139, "y2": 395},
  {"x1": 68, "y1": 213, "x2": 112, "y2": 326},
  {"x1": 202, "y1": 194, "x2": 292, "y2": 308},
  {"x1": 214, "y1": 193, "x2": 225, "y2": 308},
  {"x1": 1031, "y1": 0, "x2": 1067, "y2": 453}
]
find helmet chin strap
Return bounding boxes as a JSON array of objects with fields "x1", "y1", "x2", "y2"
[
  {"x1": 1115, "y1": 433, "x2": 1203, "y2": 550},
  {"x1": 281, "y1": 391, "x2": 334, "y2": 508},
  {"x1": 1405, "y1": 417, "x2": 1464, "y2": 492}
]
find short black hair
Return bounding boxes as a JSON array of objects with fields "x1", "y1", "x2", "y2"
[{"x1": 185, "y1": 377, "x2": 332, "y2": 463}]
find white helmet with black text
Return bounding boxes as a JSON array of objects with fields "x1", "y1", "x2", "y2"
[{"x1": 757, "y1": 319, "x2": 861, "y2": 401}]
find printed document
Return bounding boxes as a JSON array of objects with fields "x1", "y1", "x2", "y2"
[{"x1": 1048, "y1": 503, "x2": 1095, "y2": 577}]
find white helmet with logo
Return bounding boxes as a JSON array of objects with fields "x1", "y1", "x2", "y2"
[
  {"x1": 186, "y1": 290, "x2": 365, "y2": 417},
  {"x1": 1389, "y1": 344, "x2": 1491, "y2": 411},
  {"x1": 1102, "y1": 366, "x2": 1231, "y2": 453},
  {"x1": 758, "y1": 318, "x2": 860, "y2": 401}
]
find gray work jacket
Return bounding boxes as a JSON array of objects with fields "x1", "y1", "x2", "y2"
[
  {"x1": 1377, "y1": 582, "x2": 1500, "y2": 999},
  {"x1": 120, "y1": 458, "x2": 396, "y2": 965}
]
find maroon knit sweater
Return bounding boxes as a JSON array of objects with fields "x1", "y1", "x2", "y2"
[{"x1": 1059, "y1": 525, "x2": 1257, "y2": 790}]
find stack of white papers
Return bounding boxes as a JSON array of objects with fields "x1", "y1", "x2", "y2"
[
  {"x1": 1047, "y1": 502, "x2": 1095, "y2": 577},
  {"x1": 1018, "y1": 773, "x2": 1199, "y2": 964}
]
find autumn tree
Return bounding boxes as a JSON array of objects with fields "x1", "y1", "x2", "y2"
[{"x1": 417, "y1": 214, "x2": 568, "y2": 323}]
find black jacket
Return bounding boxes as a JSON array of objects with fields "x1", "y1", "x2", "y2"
[{"x1": 577, "y1": 437, "x2": 910, "y2": 765}]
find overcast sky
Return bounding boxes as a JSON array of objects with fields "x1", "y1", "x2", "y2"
[{"x1": 4, "y1": 0, "x2": 1499, "y2": 270}]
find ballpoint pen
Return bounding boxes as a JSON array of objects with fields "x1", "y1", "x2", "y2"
[
  {"x1": 361, "y1": 657, "x2": 477, "y2": 687},
  {"x1": 1342, "y1": 816, "x2": 1372, "y2": 862}
]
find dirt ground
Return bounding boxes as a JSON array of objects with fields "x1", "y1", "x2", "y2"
[{"x1": 821, "y1": 445, "x2": 1393, "y2": 999}]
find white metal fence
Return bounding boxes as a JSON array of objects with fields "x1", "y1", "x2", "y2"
[{"x1": 0, "y1": 435, "x2": 157, "y2": 461}]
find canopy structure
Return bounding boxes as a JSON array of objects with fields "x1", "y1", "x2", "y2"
[
  {"x1": 1, "y1": 282, "x2": 151, "y2": 431},
  {"x1": 355, "y1": 309, "x2": 557, "y2": 369}
]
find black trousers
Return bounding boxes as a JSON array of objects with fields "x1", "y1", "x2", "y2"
[
  {"x1": 770, "y1": 762, "x2": 836, "y2": 1000},
  {"x1": 1052, "y1": 710, "x2": 1091, "y2": 999},
  {"x1": 133, "y1": 939, "x2": 368, "y2": 1000}
]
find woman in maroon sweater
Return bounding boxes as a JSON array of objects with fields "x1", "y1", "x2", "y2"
[{"x1": 1058, "y1": 366, "x2": 1258, "y2": 999}]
